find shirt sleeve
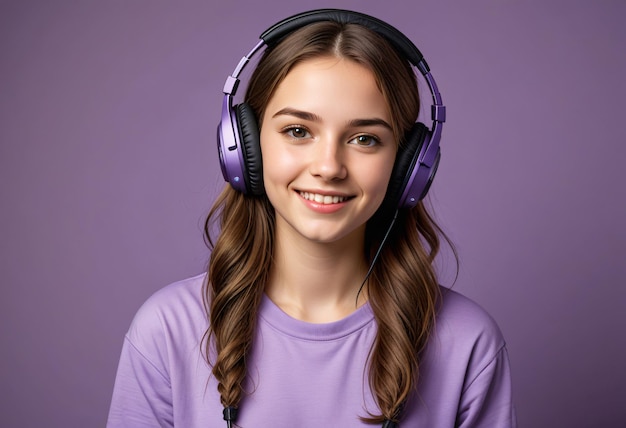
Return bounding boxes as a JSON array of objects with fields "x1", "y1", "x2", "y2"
[
  {"x1": 106, "y1": 336, "x2": 174, "y2": 428},
  {"x1": 456, "y1": 345, "x2": 517, "y2": 428}
]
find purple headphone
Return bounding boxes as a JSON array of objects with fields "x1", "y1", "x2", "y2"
[{"x1": 217, "y1": 9, "x2": 446, "y2": 209}]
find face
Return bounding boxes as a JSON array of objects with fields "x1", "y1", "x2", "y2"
[{"x1": 260, "y1": 56, "x2": 397, "y2": 246}]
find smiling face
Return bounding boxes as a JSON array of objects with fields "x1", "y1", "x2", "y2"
[{"x1": 260, "y1": 56, "x2": 397, "y2": 247}]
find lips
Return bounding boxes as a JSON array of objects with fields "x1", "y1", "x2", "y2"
[{"x1": 298, "y1": 191, "x2": 351, "y2": 205}]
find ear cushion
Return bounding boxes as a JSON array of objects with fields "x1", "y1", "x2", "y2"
[
  {"x1": 383, "y1": 122, "x2": 429, "y2": 210},
  {"x1": 236, "y1": 103, "x2": 264, "y2": 195}
]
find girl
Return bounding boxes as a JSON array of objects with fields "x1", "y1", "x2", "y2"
[{"x1": 108, "y1": 9, "x2": 516, "y2": 427}]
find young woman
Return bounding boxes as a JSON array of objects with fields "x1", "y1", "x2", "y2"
[{"x1": 107, "y1": 9, "x2": 516, "y2": 427}]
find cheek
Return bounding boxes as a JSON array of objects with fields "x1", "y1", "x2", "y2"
[
  {"x1": 354, "y1": 161, "x2": 395, "y2": 212},
  {"x1": 260, "y1": 132, "x2": 297, "y2": 190}
]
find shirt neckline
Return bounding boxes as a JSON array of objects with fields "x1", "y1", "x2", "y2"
[{"x1": 258, "y1": 294, "x2": 375, "y2": 341}]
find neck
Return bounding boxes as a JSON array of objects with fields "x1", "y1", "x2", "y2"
[{"x1": 265, "y1": 225, "x2": 369, "y2": 323}]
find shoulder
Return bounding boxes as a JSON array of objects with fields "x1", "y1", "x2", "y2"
[
  {"x1": 424, "y1": 286, "x2": 508, "y2": 383},
  {"x1": 108, "y1": 274, "x2": 210, "y2": 427},
  {"x1": 412, "y1": 288, "x2": 516, "y2": 426},
  {"x1": 125, "y1": 273, "x2": 208, "y2": 354},
  {"x1": 434, "y1": 286, "x2": 506, "y2": 351}
]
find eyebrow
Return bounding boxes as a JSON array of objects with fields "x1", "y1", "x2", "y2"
[
  {"x1": 273, "y1": 107, "x2": 321, "y2": 123},
  {"x1": 272, "y1": 107, "x2": 393, "y2": 132}
]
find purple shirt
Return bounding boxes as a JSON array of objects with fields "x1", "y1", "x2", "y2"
[{"x1": 107, "y1": 274, "x2": 516, "y2": 427}]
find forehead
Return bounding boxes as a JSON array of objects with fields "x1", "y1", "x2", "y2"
[{"x1": 264, "y1": 56, "x2": 391, "y2": 122}]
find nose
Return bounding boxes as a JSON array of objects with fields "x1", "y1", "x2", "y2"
[{"x1": 308, "y1": 137, "x2": 347, "y2": 181}]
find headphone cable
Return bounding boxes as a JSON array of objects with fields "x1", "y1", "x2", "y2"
[
  {"x1": 362, "y1": 208, "x2": 404, "y2": 428},
  {"x1": 357, "y1": 209, "x2": 399, "y2": 302}
]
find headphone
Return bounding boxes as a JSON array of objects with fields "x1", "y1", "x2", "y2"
[{"x1": 217, "y1": 9, "x2": 446, "y2": 210}]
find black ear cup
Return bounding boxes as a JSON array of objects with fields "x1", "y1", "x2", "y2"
[
  {"x1": 383, "y1": 123, "x2": 429, "y2": 210},
  {"x1": 236, "y1": 103, "x2": 264, "y2": 195}
]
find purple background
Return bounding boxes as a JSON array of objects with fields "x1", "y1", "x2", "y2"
[{"x1": 1, "y1": 1, "x2": 624, "y2": 427}]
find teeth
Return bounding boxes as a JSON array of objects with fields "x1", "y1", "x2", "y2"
[{"x1": 300, "y1": 192, "x2": 348, "y2": 204}]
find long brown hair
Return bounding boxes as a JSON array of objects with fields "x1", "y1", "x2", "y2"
[{"x1": 204, "y1": 21, "x2": 448, "y2": 424}]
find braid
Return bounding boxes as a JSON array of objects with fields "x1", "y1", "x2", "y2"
[{"x1": 203, "y1": 188, "x2": 274, "y2": 409}]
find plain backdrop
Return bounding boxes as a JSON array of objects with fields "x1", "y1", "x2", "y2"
[{"x1": 1, "y1": 0, "x2": 624, "y2": 427}]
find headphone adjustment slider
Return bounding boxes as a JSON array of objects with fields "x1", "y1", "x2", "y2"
[
  {"x1": 223, "y1": 76, "x2": 240, "y2": 95},
  {"x1": 431, "y1": 104, "x2": 446, "y2": 123}
]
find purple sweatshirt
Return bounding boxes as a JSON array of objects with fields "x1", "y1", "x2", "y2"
[{"x1": 107, "y1": 274, "x2": 516, "y2": 427}]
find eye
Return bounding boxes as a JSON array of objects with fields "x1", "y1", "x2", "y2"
[
  {"x1": 349, "y1": 134, "x2": 380, "y2": 147},
  {"x1": 283, "y1": 126, "x2": 311, "y2": 139}
]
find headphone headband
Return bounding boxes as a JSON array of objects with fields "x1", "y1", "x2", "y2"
[{"x1": 261, "y1": 9, "x2": 427, "y2": 70}]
